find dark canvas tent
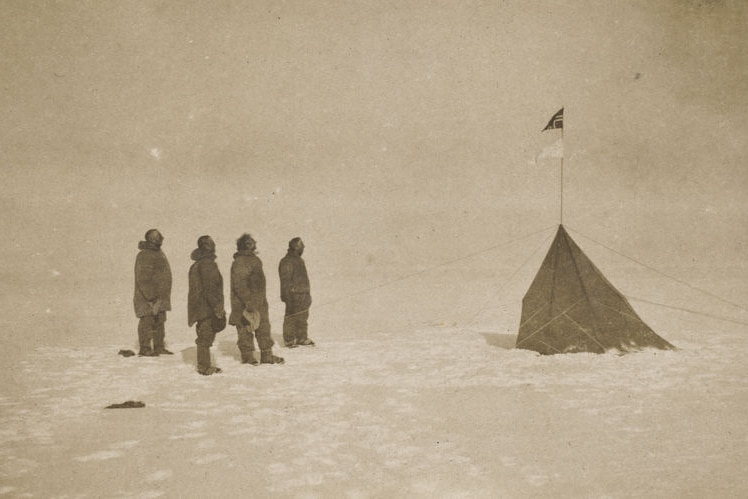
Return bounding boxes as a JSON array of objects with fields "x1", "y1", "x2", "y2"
[{"x1": 515, "y1": 225, "x2": 675, "y2": 354}]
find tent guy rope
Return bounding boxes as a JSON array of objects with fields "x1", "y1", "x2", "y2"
[{"x1": 567, "y1": 225, "x2": 748, "y2": 316}]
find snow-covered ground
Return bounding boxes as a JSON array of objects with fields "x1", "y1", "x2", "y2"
[
  {"x1": 3, "y1": 1, "x2": 748, "y2": 497},
  {"x1": 2, "y1": 288, "x2": 747, "y2": 498}
]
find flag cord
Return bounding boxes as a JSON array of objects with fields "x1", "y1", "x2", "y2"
[
  {"x1": 626, "y1": 296, "x2": 748, "y2": 327},
  {"x1": 309, "y1": 225, "x2": 557, "y2": 312},
  {"x1": 566, "y1": 225, "x2": 748, "y2": 317},
  {"x1": 462, "y1": 229, "x2": 556, "y2": 329}
]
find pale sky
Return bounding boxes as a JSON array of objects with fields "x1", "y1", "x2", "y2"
[{"x1": 2, "y1": 0, "x2": 747, "y2": 313}]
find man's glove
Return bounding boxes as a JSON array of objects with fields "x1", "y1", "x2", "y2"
[
  {"x1": 151, "y1": 299, "x2": 162, "y2": 315},
  {"x1": 242, "y1": 309, "x2": 260, "y2": 332}
]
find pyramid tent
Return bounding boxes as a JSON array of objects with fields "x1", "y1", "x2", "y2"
[{"x1": 515, "y1": 225, "x2": 675, "y2": 355}]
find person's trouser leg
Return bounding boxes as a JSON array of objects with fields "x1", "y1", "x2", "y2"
[
  {"x1": 236, "y1": 325, "x2": 256, "y2": 364},
  {"x1": 138, "y1": 315, "x2": 155, "y2": 354},
  {"x1": 195, "y1": 319, "x2": 216, "y2": 373},
  {"x1": 282, "y1": 303, "x2": 296, "y2": 345},
  {"x1": 284, "y1": 306, "x2": 310, "y2": 343},
  {"x1": 152, "y1": 312, "x2": 167, "y2": 351},
  {"x1": 255, "y1": 313, "x2": 274, "y2": 352},
  {"x1": 294, "y1": 309, "x2": 310, "y2": 343}
]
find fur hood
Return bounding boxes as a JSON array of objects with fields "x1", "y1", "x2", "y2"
[
  {"x1": 191, "y1": 248, "x2": 216, "y2": 261},
  {"x1": 138, "y1": 240, "x2": 161, "y2": 251}
]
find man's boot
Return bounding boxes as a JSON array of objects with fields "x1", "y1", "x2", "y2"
[
  {"x1": 241, "y1": 350, "x2": 259, "y2": 365},
  {"x1": 196, "y1": 345, "x2": 213, "y2": 374},
  {"x1": 139, "y1": 346, "x2": 158, "y2": 357},
  {"x1": 153, "y1": 343, "x2": 174, "y2": 355},
  {"x1": 260, "y1": 349, "x2": 284, "y2": 364}
]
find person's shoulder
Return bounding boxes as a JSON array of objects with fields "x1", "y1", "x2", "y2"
[
  {"x1": 240, "y1": 252, "x2": 258, "y2": 264},
  {"x1": 136, "y1": 248, "x2": 158, "y2": 262}
]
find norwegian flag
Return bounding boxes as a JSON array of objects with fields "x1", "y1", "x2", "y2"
[{"x1": 543, "y1": 108, "x2": 563, "y2": 131}]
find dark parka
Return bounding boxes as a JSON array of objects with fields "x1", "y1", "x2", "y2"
[
  {"x1": 188, "y1": 248, "x2": 224, "y2": 327},
  {"x1": 229, "y1": 250, "x2": 269, "y2": 326},
  {"x1": 278, "y1": 250, "x2": 311, "y2": 310},
  {"x1": 133, "y1": 241, "x2": 172, "y2": 318}
]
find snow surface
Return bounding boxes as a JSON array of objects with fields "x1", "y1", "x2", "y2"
[
  {"x1": 3, "y1": 1, "x2": 748, "y2": 497},
  {"x1": 1, "y1": 304, "x2": 747, "y2": 498}
]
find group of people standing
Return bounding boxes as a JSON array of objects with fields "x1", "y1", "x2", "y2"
[{"x1": 133, "y1": 229, "x2": 314, "y2": 375}]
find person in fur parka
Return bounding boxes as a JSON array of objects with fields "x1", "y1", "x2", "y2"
[
  {"x1": 133, "y1": 229, "x2": 172, "y2": 356},
  {"x1": 229, "y1": 233, "x2": 283, "y2": 365},
  {"x1": 278, "y1": 237, "x2": 314, "y2": 348},
  {"x1": 188, "y1": 235, "x2": 226, "y2": 375}
]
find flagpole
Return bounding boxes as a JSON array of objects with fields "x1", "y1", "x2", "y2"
[
  {"x1": 560, "y1": 119, "x2": 564, "y2": 225},
  {"x1": 541, "y1": 106, "x2": 565, "y2": 226}
]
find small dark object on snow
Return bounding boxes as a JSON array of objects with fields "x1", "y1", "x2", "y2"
[
  {"x1": 118, "y1": 349, "x2": 136, "y2": 357},
  {"x1": 106, "y1": 400, "x2": 145, "y2": 409}
]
